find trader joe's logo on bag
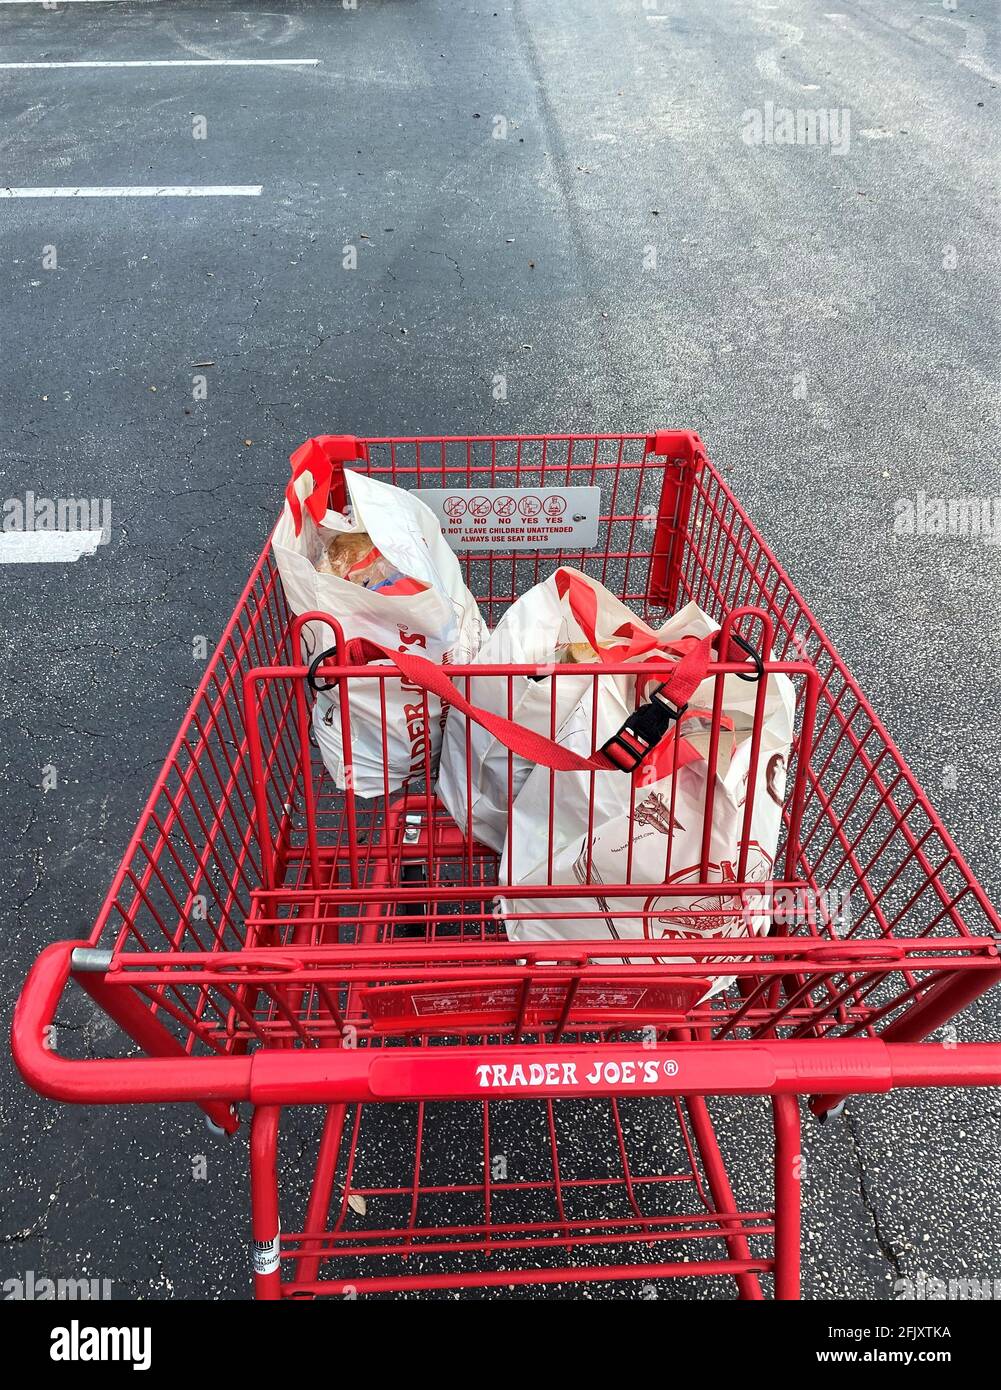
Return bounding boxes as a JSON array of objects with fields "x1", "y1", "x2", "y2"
[
  {"x1": 320, "y1": 622, "x2": 452, "y2": 787},
  {"x1": 634, "y1": 792, "x2": 685, "y2": 835},
  {"x1": 643, "y1": 849, "x2": 773, "y2": 944},
  {"x1": 398, "y1": 624, "x2": 451, "y2": 782}
]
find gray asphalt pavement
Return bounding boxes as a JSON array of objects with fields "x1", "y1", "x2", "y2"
[{"x1": 1, "y1": 0, "x2": 999, "y2": 1301}]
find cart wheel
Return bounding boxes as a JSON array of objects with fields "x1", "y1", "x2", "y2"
[
  {"x1": 816, "y1": 1099, "x2": 847, "y2": 1124},
  {"x1": 205, "y1": 1105, "x2": 238, "y2": 1137}
]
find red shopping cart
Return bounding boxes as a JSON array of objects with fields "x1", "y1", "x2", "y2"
[{"x1": 13, "y1": 431, "x2": 1001, "y2": 1301}]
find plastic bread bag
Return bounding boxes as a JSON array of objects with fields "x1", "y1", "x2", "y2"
[{"x1": 272, "y1": 435, "x2": 486, "y2": 796}]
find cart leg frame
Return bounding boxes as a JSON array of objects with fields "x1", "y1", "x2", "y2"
[
  {"x1": 250, "y1": 1105, "x2": 282, "y2": 1301},
  {"x1": 772, "y1": 1094, "x2": 801, "y2": 1300},
  {"x1": 75, "y1": 966, "x2": 240, "y2": 1137},
  {"x1": 247, "y1": 1093, "x2": 805, "y2": 1301},
  {"x1": 683, "y1": 1094, "x2": 765, "y2": 1300}
]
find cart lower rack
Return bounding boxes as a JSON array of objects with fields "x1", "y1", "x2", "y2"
[{"x1": 14, "y1": 431, "x2": 1001, "y2": 1300}]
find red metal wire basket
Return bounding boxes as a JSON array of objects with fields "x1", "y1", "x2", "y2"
[{"x1": 13, "y1": 431, "x2": 1001, "y2": 1300}]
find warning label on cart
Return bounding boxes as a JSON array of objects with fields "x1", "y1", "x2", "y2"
[
  {"x1": 252, "y1": 1232, "x2": 281, "y2": 1277},
  {"x1": 414, "y1": 486, "x2": 601, "y2": 551}
]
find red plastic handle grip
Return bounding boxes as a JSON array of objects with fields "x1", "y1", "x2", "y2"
[
  {"x1": 246, "y1": 1038, "x2": 1001, "y2": 1103},
  {"x1": 12, "y1": 942, "x2": 253, "y2": 1106},
  {"x1": 13, "y1": 944, "x2": 1001, "y2": 1106}
]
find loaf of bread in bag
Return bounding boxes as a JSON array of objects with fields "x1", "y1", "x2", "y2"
[
  {"x1": 560, "y1": 641, "x2": 600, "y2": 664},
  {"x1": 317, "y1": 531, "x2": 395, "y2": 587}
]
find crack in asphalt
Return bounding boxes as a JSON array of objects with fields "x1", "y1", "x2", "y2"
[
  {"x1": 429, "y1": 248, "x2": 465, "y2": 289},
  {"x1": 0, "y1": 1176, "x2": 66, "y2": 1245},
  {"x1": 845, "y1": 1112, "x2": 903, "y2": 1277}
]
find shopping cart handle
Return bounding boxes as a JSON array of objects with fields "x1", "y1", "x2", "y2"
[
  {"x1": 246, "y1": 1038, "x2": 1001, "y2": 1104},
  {"x1": 12, "y1": 942, "x2": 253, "y2": 1108},
  {"x1": 14, "y1": 944, "x2": 1001, "y2": 1106}
]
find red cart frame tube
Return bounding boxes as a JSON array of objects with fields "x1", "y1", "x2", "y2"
[
  {"x1": 683, "y1": 1094, "x2": 764, "y2": 1300},
  {"x1": 646, "y1": 431, "x2": 707, "y2": 609},
  {"x1": 250, "y1": 1106, "x2": 282, "y2": 1300},
  {"x1": 74, "y1": 961, "x2": 240, "y2": 1135},
  {"x1": 285, "y1": 1259, "x2": 771, "y2": 1297},
  {"x1": 772, "y1": 1094, "x2": 801, "y2": 1300},
  {"x1": 809, "y1": 961, "x2": 1001, "y2": 1118},
  {"x1": 293, "y1": 1103, "x2": 349, "y2": 1285}
]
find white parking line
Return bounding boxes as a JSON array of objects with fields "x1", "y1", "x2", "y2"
[
  {"x1": 0, "y1": 185, "x2": 263, "y2": 197},
  {"x1": 0, "y1": 531, "x2": 106, "y2": 564},
  {"x1": 0, "y1": 59, "x2": 320, "y2": 68}
]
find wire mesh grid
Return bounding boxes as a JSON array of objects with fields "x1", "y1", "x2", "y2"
[{"x1": 271, "y1": 1091, "x2": 777, "y2": 1298}]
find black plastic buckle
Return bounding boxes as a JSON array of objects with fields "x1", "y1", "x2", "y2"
[
  {"x1": 728, "y1": 630, "x2": 764, "y2": 684},
  {"x1": 307, "y1": 646, "x2": 339, "y2": 694},
  {"x1": 601, "y1": 684, "x2": 689, "y2": 772}
]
